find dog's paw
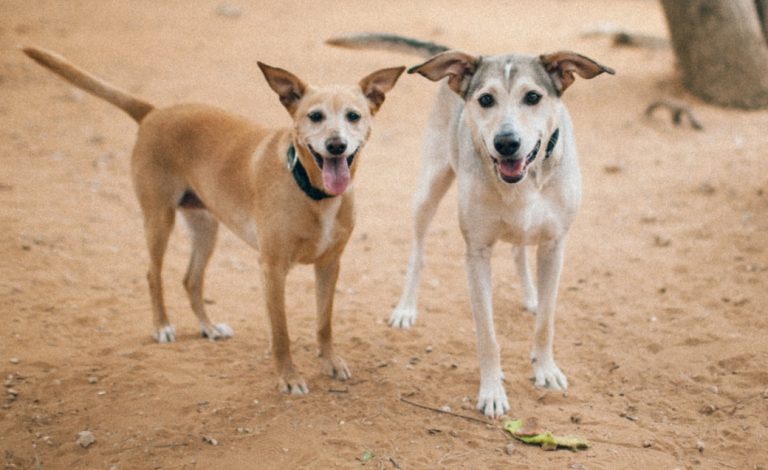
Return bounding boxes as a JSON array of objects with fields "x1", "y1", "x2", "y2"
[
  {"x1": 201, "y1": 323, "x2": 234, "y2": 341},
  {"x1": 322, "y1": 354, "x2": 351, "y2": 381},
  {"x1": 476, "y1": 380, "x2": 510, "y2": 418},
  {"x1": 523, "y1": 298, "x2": 538, "y2": 315},
  {"x1": 278, "y1": 373, "x2": 309, "y2": 395},
  {"x1": 533, "y1": 359, "x2": 568, "y2": 390},
  {"x1": 154, "y1": 325, "x2": 176, "y2": 343},
  {"x1": 389, "y1": 305, "x2": 418, "y2": 329}
]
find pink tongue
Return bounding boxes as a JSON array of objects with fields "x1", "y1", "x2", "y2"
[
  {"x1": 321, "y1": 157, "x2": 351, "y2": 195},
  {"x1": 498, "y1": 159, "x2": 525, "y2": 178}
]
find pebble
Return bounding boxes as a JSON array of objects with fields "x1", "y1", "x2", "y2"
[
  {"x1": 505, "y1": 443, "x2": 516, "y2": 455},
  {"x1": 77, "y1": 430, "x2": 96, "y2": 448},
  {"x1": 642, "y1": 439, "x2": 653, "y2": 448},
  {"x1": 6, "y1": 388, "x2": 18, "y2": 397},
  {"x1": 88, "y1": 376, "x2": 99, "y2": 384},
  {"x1": 9, "y1": 358, "x2": 19, "y2": 365},
  {"x1": 696, "y1": 440, "x2": 705, "y2": 453},
  {"x1": 214, "y1": 4, "x2": 242, "y2": 18},
  {"x1": 706, "y1": 385, "x2": 718, "y2": 394},
  {"x1": 570, "y1": 413, "x2": 583, "y2": 424},
  {"x1": 202, "y1": 435, "x2": 218, "y2": 446},
  {"x1": 439, "y1": 405, "x2": 451, "y2": 413}
]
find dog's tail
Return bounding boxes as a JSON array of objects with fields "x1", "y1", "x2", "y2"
[
  {"x1": 22, "y1": 46, "x2": 154, "y2": 123},
  {"x1": 326, "y1": 33, "x2": 450, "y2": 59}
]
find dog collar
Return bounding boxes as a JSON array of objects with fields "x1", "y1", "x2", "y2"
[
  {"x1": 287, "y1": 145, "x2": 335, "y2": 201},
  {"x1": 526, "y1": 128, "x2": 560, "y2": 167},
  {"x1": 545, "y1": 128, "x2": 559, "y2": 159}
]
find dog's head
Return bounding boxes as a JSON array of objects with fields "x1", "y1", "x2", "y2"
[
  {"x1": 258, "y1": 63, "x2": 404, "y2": 196},
  {"x1": 409, "y1": 51, "x2": 613, "y2": 184}
]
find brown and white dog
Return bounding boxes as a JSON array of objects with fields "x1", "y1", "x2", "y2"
[
  {"x1": 23, "y1": 46, "x2": 404, "y2": 394},
  {"x1": 329, "y1": 34, "x2": 613, "y2": 416}
]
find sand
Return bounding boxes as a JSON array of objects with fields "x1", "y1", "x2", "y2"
[{"x1": 2, "y1": 1, "x2": 767, "y2": 468}]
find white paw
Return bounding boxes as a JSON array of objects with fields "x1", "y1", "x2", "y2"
[
  {"x1": 389, "y1": 305, "x2": 417, "y2": 329},
  {"x1": 155, "y1": 325, "x2": 176, "y2": 343},
  {"x1": 533, "y1": 359, "x2": 568, "y2": 390},
  {"x1": 523, "y1": 298, "x2": 538, "y2": 315},
  {"x1": 202, "y1": 323, "x2": 234, "y2": 341},
  {"x1": 476, "y1": 380, "x2": 510, "y2": 418}
]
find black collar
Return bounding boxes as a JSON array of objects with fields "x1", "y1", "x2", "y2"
[
  {"x1": 526, "y1": 128, "x2": 560, "y2": 167},
  {"x1": 545, "y1": 128, "x2": 559, "y2": 159},
  {"x1": 287, "y1": 145, "x2": 335, "y2": 201}
]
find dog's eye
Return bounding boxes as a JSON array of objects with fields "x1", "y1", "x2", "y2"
[
  {"x1": 524, "y1": 91, "x2": 542, "y2": 106},
  {"x1": 346, "y1": 111, "x2": 361, "y2": 123},
  {"x1": 308, "y1": 111, "x2": 325, "y2": 123},
  {"x1": 478, "y1": 93, "x2": 495, "y2": 108}
]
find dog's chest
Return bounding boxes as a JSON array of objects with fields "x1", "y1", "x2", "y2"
[
  {"x1": 298, "y1": 197, "x2": 351, "y2": 262},
  {"x1": 496, "y1": 188, "x2": 572, "y2": 244}
]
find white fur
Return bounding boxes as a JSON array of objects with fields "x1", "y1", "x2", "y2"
[{"x1": 393, "y1": 69, "x2": 581, "y2": 417}]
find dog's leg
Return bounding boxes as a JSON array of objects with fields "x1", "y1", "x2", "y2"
[
  {"x1": 261, "y1": 260, "x2": 308, "y2": 395},
  {"x1": 390, "y1": 161, "x2": 454, "y2": 328},
  {"x1": 180, "y1": 208, "x2": 233, "y2": 341},
  {"x1": 315, "y1": 258, "x2": 350, "y2": 380},
  {"x1": 465, "y1": 244, "x2": 509, "y2": 418},
  {"x1": 531, "y1": 238, "x2": 568, "y2": 390},
  {"x1": 143, "y1": 207, "x2": 177, "y2": 343},
  {"x1": 513, "y1": 246, "x2": 538, "y2": 314}
]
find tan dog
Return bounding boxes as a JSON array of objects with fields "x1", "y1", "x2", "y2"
[{"x1": 23, "y1": 46, "x2": 404, "y2": 394}]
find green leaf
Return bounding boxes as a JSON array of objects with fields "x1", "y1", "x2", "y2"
[{"x1": 504, "y1": 419, "x2": 589, "y2": 451}]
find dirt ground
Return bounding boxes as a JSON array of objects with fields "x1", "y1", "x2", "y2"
[{"x1": 2, "y1": 1, "x2": 767, "y2": 468}]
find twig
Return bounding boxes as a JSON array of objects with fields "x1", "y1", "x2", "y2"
[
  {"x1": 399, "y1": 397, "x2": 492, "y2": 425},
  {"x1": 645, "y1": 100, "x2": 704, "y2": 130}
]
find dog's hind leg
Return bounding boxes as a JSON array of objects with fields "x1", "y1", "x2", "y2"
[
  {"x1": 513, "y1": 246, "x2": 538, "y2": 314},
  {"x1": 180, "y1": 208, "x2": 233, "y2": 341},
  {"x1": 531, "y1": 238, "x2": 568, "y2": 390},
  {"x1": 390, "y1": 159, "x2": 454, "y2": 328},
  {"x1": 143, "y1": 206, "x2": 177, "y2": 343}
]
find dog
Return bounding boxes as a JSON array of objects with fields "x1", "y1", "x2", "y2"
[
  {"x1": 328, "y1": 33, "x2": 613, "y2": 417},
  {"x1": 23, "y1": 46, "x2": 404, "y2": 394}
]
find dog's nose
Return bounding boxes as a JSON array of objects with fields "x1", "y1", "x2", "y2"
[
  {"x1": 493, "y1": 133, "x2": 521, "y2": 156},
  {"x1": 325, "y1": 138, "x2": 348, "y2": 156}
]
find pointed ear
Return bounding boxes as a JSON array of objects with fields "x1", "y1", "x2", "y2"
[
  {"x1": 407, "y1": 51, "x2": 479, "y2": 96},
  {"x1": 539, "y1": 52, "x2": 615, "y2": 95},
  {"x1": 257, "y1": 62, "x2": 307, "y2": 115},
  {"x1": 358, "y1": 66, "x2": 406, "y2": 114}
]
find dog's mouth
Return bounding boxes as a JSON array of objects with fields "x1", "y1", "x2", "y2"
[
  {"x1": 308, "y1": 145, "x2": 358, "y2": 196},
  {"x1": 492, "y1": 139, "x2": 541, "y2": 184}
]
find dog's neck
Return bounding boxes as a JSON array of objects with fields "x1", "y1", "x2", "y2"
[{"x1": 286, "y1": 144, "x2": 335, "y2": 201}]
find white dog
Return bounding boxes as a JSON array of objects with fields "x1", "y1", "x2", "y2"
[{"x1": 329, "y1": 33, "x2": 613, "y2": 417}]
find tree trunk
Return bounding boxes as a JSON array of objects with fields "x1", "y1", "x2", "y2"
[{"x1": 661, "y1": 0, "x2": 768, "y2": 109}]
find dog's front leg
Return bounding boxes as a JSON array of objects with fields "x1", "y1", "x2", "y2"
[
  {"x1": 531, "y1": 238, "x2": 568, "y2": 390},
  {"x1": 315, "y1": 258, "x2": 350, "y2": 380},
  {"x1": 465, "y1": 244, "x2": 509, "y2": 418},
  {"x1": 262, "y1": 261, "x2": 308, "y2": 395}
]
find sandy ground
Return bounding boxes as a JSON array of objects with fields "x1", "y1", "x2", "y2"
[{"x1": 2, "y1": 1, "x2": 767, "y2": 468}]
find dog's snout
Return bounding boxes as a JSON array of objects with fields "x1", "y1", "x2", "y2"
[
  {"x1": 325, "y1": 137, "x2": 348, "y2": 156},
  {"x1": 493, "y1": 133, "x2": 521, "y2": 156}
]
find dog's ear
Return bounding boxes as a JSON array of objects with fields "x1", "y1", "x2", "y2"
[
  {"x1": 539, "y1": 52, "x2": 615, "y2": 95},
  {"x1": 358, "y1": 66, "x2": 406, "y2": 114},
  {"x1": 408, "y1": 51, "x2": 479, "y2": 97},
  {"x1": 257, "y1": 62, "x2": 307, "y2": 115}
]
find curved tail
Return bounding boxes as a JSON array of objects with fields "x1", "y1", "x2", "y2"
[
  {"x1": 22, "y1": 46, "x2": 154, "y2": 123},
  {"x1": 326, "y1": 33, "x2": 450, "y2": 59}
]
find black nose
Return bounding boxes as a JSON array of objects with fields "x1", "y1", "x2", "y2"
[
  {"x1": 493, "y1": 133, "x2": 521, "y2": 156},
  {"x1": 325, "y1": 138, "x2": 347, "y2": 156}
]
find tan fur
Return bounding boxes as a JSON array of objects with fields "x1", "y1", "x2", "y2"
[{"x1": 23, "y1": 46, "x2": 404, "y2": 394}]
